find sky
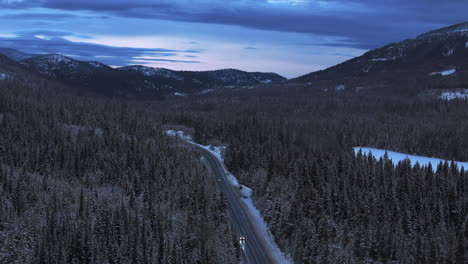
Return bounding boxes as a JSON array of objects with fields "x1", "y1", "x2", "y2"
[{"x1": 0, "y1": 0, "x2": 467, "y2": 78}]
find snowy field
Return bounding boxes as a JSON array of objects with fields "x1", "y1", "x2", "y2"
[
  {"x1": 439, "y1": 92, "x2": 468, "y2": 100},
  {"x1": 430, "y1": 68, "x2": 456, "y2": 76},
  {"x1": 0, "y1": 72, "x2": 10, "y2": 80},
  {"x1": 354, "y1": 147, "x2": 468, "y2": 171},
  {"x1": 165, "y1": 130, "x2": 292, "y2": 264}
]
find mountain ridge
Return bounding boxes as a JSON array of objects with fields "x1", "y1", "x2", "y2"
[
  {"x1": 1, "y1": 51, "x2": 286, "y2": 96},
  {"x1": 291, "y1": 21, "x2": 468, "y2": 95}
]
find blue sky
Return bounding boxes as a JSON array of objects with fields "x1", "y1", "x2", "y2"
[{"x1": 0, "y1": 0, "x2": 467, "y2": 78}]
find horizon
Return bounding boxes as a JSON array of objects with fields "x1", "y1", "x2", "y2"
[{"x1": 1, "y1": 1, "x2": 468, "y2": 78}]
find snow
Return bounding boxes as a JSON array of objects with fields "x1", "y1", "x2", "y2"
[
  {"x1": 165, "y1": 130, "x2": 292, "y2": 263},
  {"x1": 370, "y1": 58, "x2": 388, "y2": 61},
  {"x1": 199, "y1": 89, "x2": 215, "y2": 94},
  {"x1": 261, "y1": 79, "x2": 272, "y2": 84},
  {"x1": 89, "y1": 62, "x2": 103, "y2": 68},
  {"x1": 438, "y1": 92, "x2": 468, "y2": 100},
  {"x1": 241, "y1": 196, "x2": 292, "y2": 264},
  {"x1": 123, "y1": 66, "x2": 184, "y2": 80},
  {"x1": 174, "y1": 92, "x2": 187, "y2": 97},
  {"x1": 430, "y1": 69, "x2": 456, "y2": 76},
  {"x1": 336, "y1": 84, "x2": 345, "y2": 91},
  {"x1": 0, "y1": 72, "x2": 10, "y2": 80},
  {"x1": 164, "y1": 130, "x2": 193, "y2": 141},
  {"x1": 452, "y1": 29, "x2": 468, "y2": 33},
  {"x1": 444, "y1": 49, "x2": 454, "y2": 56},
  {"x1": 370, "y1": 56, "x2": 401, "y2": 62},
  {"x1": 45, "y1": 54, "x2": 74, "y2": 64},
  {"x1": 239, "y1": 185, "x2": 252, "y2": 198},
  {"x1": 23, "y1": 54, "x2": 81, "y2": 76},
  {"x1": 354, "y1": 147, "x2": 468, "y2": 171}
]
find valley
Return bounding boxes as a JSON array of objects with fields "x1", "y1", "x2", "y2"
[{"x1": 0, "y1": 20, "x2": 467, "y2": 264}]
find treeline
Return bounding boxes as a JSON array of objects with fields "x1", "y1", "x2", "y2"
[
  {"x1": 161, "y1": 93, "x2": 467, "y2": 263},
  {"x1": 0, "y1": 81, "x2": 239, "y2": 264}
]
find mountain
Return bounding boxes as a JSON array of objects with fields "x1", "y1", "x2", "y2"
[
  {"x1": 20, "y1": 54, "x2": 112, "y2": 78},
  {"x1": 118, "y1": 65, "x2": 285, "y2": 93},
  {"x1": 0, "y1": 53, "x2": 72, "y2": 93},
  {"x1": 0, "y1": 47, "x2": 36, "y2": 61},
  {"x1": 292, "y1": 22, "x2": 468, "y2": 95},
  {"x1": 12, "y1": 51, "x2": 286, "y2": 96},
  {"x1": 18, "y1": 54, "x2": 127, "y2": 95}
]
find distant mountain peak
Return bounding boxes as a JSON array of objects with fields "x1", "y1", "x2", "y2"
[
  {"x1": 119, "y1": 65, "x2": 185, "y2": 80},
  {"x1": 3, "y1": 47, "x2": 286, "y2": 96},
  {"x1": 35, "y1": 54, "x2": 76, "y2": 64}
]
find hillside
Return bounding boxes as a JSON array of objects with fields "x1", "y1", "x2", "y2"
[
  {"x1": 0, "y1": 49, "x2": 286, "y2": 97},
  {"x1": 292, "y1": 22, "x2": 468, "y2": 95}
]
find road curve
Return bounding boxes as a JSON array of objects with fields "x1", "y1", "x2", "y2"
[{"x1": 195, "y1": 146, "x2": 273, "y2": 264}]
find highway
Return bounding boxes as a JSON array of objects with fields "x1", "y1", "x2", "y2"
[{"x1": 195, "y1": 146, "x2": 274, "y2": 264}]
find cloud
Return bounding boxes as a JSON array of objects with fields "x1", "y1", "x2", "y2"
[
  {"x1": 1, "y1": 1, "x2": 467, "y2": 49},
  {"x1": 0, "y1": 12, "x2": 78, "y2": 20},
  {"x1": 0, "y1": 34, "x2": 201, "y2": 65},
  {"x1": 3, "y1": 1, "x2": 462, "y2": 48},
  {"x1": 15, "y1": 29, "x2": 94, "y2": 39}
]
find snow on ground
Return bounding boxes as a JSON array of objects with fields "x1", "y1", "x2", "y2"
[
  {"x1": 164, "y1": 130, "x2": 193, "y2": 141},
  {"x1": 174, "y1": 92, "x2": 187, "y2": 97},
  {"x1": 241, "y1": 195, "x2": 292, "y2": 264},
  {"x1": 239, "y1": 185, "x2": 252, "y2": 198},
  {"x1": 354, "y1": 147, "x2": 468, "y2": 171},
  {"x1": 336, "y1": 84, "x2": 345, "y2": 91},
  {"x1": 370, "y1": 58, "x2": 388, "y2": 61},
  {"x1": 0, "y1": 72, "x2": 10, "y2": 80},
  {"x1": 165, "y1": 130, "x2": 292, "y2": 264},
  {"x1": 439, "y1": 92, "x2": 468, "y2": 100},
  {"x1": 89, "y1": 62, "x2": 103, "y2": 68},
  {"x1": 199, "y1": 89, "x2": 215, "y2": 94},
  {"x1": 430, "y1": 69, "x2": 456, "y2": 76},
  {"x1": 188, "y1": 143, "x2": 240, "y2": 186}
]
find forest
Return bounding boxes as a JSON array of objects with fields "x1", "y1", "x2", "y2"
[
  {"x1": 0, "y1": 78, "x2": 466, "y2": 263},
  {"x1": 0, "y1": 80, "x2": 238, "y2": 263}
]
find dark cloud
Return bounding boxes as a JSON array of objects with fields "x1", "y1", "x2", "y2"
[
  {"x1": 1, "y1": 0, "x2": 467, "y2": 49},
  {"x1": 0, "y1": 34, "x2": 201, "y2": 65},
  {"x1": 0, "y1": 12, "x2": 78, "y2": 20},
  {"x1": 4, "y1": 0, "x2": 462, "y2": 49}
]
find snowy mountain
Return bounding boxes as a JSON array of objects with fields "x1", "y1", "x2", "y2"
[
  {"x1": 118, "y1": 66, "x2": 285, "y2": 90},
  {"x1": 119, "y1": 65, "x2": 185, "y2": 80},
  {"x1": 6, "y1": 50, "x2": 286, "y2": 96},
  {"x1": 20, "y1": 54, "x2": 112, "y2": 78},
  {"x1": 293, "y1": 22, "x2": 468, "y2": 95}
]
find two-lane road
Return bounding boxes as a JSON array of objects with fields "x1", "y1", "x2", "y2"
[{"x1": 196, "y1": 146, "x2": 273, "y2": 264}]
